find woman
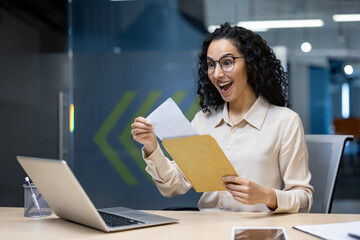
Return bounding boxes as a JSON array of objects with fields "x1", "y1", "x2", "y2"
[{"x1": 131, "y1": 23, "x2": 313, "y2": 213}]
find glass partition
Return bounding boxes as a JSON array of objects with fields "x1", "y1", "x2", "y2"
[{"x1": 69, "y1": 0, "x2": 204, "y2": 209}]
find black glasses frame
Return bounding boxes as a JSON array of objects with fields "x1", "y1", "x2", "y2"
[{"x1": 201, "y1": 56, "x2": 243, "y2": 74}]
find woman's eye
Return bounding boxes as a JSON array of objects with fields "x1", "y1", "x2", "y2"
[
  {"x1": 207, "y1": 61, "x2": 215, "y2": 68},
  {"x1": 222, "y1": 59, "x2": 233, "y2": 66}
]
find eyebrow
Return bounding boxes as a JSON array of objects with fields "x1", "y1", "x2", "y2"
[{"x1": 206, "y1": 53, "x2": 235, "y2": 61}]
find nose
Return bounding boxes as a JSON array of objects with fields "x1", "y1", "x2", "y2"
[{"x1": 213, "y1": 62, "x2": 224, "y2": 79}]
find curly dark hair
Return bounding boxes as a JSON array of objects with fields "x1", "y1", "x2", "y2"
[{"x1": 197, "y1": 22, "x2": 289, "y2": 112}]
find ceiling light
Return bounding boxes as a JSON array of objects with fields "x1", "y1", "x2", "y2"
[
  {"x1": 301, "y1": 42, "x2": 312, "y2": 53},
  {"x1": 344, "y1": 65, "x2": 354, "y2": 75},
  {"x1": 237, "y1": 19, "x2": 324, "y2": 31},
  {"x1": 333, "y1": 14, "x2": 360, "y2": 22},
  {"x1": 207, "y1": 25, "x2": 220, "y2": 33}
]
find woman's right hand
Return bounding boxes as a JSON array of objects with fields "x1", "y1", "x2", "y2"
[{"x1": 131, "y1": 117, "x2": 157, "y2": 156}]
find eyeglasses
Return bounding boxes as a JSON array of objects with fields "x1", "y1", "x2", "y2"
[{"x1": 201, "y1": 56, "x2": 243, "y2": 74}]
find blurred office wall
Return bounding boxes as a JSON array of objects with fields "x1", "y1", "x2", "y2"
[
  {"x1": 0, "y1": 1, "x2": 68, "y2": 206},
  {"x1": 0, "y1": 54, "x2": 68, "y2": 206}
]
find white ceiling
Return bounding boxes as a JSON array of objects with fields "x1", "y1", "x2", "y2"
[{"x1": 204, "y1": 0, "x2": 360, "y2": 64}]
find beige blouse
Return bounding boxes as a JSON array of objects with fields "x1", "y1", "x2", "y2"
[{"x1": 142, "y1": 96, "x2": 314, "y2": 213}]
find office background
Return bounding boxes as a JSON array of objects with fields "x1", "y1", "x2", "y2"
[{"x1": 0, "y1": 0, "x2": 359, "y2": 212}]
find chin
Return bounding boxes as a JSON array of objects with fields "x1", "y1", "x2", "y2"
[{"x1": 220, "y1": 95, "x2": 233, "y2": 103}]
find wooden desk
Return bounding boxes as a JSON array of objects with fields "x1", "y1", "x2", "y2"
[{"x1": 1, "y1": 207, "x2": 360, "y2": 239}]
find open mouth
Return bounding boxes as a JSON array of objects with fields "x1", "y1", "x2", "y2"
[{"x1": 218, "y1": 81, "x2": 233, "y2": 92}]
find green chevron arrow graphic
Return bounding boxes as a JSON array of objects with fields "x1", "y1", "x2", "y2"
[
  {"x1": 118, "y1": 91, "x2": 162, "y2": 182},
  {"x1": 119, "y1": 90, "x2": 190, "y2": 182},
  {"x1": 94, "y1": 90, "x2": 200, "y2": 185},
  {"x1": 94, "y1": 92, "x2": 138, "y2": 185},
  {"x1": 171, "y1": 90, "x2": 188, "y2": 105},
  {"x1": 185, "y1": 98, "x2": 200, "y2": 121}
]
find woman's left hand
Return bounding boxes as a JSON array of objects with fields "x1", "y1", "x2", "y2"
[{"x1": 222, "y1": 176, "x2": 277, "y2": 210}]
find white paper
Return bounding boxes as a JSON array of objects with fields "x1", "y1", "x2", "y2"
[
  {"x1": 294, "y1": 221, "x2": 360, "y2": 240},
  {"x1": 146, "y1": 98, "x2": 198, "y2": 140}
]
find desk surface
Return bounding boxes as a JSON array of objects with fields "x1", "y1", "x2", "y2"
[{"x1": 1, "y1": 207, "x2": 360, "y2": 239}]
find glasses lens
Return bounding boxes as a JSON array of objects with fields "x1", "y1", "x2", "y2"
[
  {"x1": 220, "y1": 57, "x2": 235, "y2": 72},
  {"x1": 203, "y1": 60, "x2": 215, "y2": 74},
  {"x1": 201, "y1": 61, "x2": 209, "y2": 73}
]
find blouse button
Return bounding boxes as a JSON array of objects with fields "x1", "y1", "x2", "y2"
[
  {"x1": 227, "y1": 145, "x2": 232, "y2": 150},
  {"x1": 219, "y1": 201, "x2": 224, "y2": 208},
  {"x1": 231, "y1": 128, "x2": 236, "y2": 133}
]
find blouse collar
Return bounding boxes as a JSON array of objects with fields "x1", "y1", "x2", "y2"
[{"x1": 213, "y1": 96, "x2": 270, "y2": 130}]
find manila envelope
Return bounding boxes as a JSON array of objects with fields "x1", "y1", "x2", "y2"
[{"x1": 162, "y1": 134, "x2": 238, "y2": 192}]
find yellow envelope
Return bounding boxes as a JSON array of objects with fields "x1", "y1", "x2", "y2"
[{"x1": 162, "y1": 134, "x2": 238, "y2": 192}]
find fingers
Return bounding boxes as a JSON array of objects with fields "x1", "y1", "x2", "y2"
[
  {"x1": 134, "y1": 117, "x2": 152, "y2": 127},
  {"x1": 227, "y1": 189, "x2": 248, "y2": 199},
  {"x1": 222, "y1": 176, "x2": 265, "y2": 205},
  {"x1": 226, "y1": 185, "x2": 253, "y2": 205},
  {"x1": 223, "y1": 176, "x2": 250, "y2": 197},
  {"x1": 223, "y1": 176, "x2": 249, "y2": 185},
  {"x1": 225, "y1": 183, "x2": 249, "y2": 193},
  {"x1": 131, "y1": 127, "x2": 152, "y2": 136},
  {"x1": 131, "y1": 128, "x2": 156, "y2": 141},
  {"x1": 131, "y1": 117, "x2": 153, "y2": 135},
  {"x1": 130, "y1": 116, "x2": 157, "y2": 150}
]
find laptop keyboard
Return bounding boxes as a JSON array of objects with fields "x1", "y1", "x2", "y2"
[{"x1": 98, "y1": 211, "x2": 145, "y2": 227}]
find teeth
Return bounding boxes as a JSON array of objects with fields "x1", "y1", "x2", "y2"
[{"x1": 218, "y1": 81, "x2": 233, "y2": 87}]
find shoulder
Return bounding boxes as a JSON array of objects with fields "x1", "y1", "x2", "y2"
[
  {"x1": 191, "y1": 105, "x2": 224, "y2": 130},
  {"x1": 257, "y1": 96, "x2": 299, "y2": 123},
  {"x1": 268, "y1": 104, "x2": 300, "y2": 122},
  {"x1": 193, "y1": 106, "x2": 223, "y2": 122},
  {"x1": 267, "y1": 105, "x2": 305, "y2": 143},
  {"x1": 266, "y1": 104, "x2": 305, "y2": 135}
]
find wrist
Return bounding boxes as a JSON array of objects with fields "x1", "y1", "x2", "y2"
[
  {"x1": 143, "y1": 142, "x2": 157, "y2": 157},
  {"x1": 265, "y1": 188, "x2": 278, "y2": 210}
]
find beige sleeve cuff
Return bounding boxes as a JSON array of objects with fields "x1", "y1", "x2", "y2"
[
  {"x1": 271, "y1": 188, "x2": 312, "y2": 214},
  {"x1": 141, "y1": 142, "x2": 192, "y2": 197},
  {"x1": 142, "y1": 142, "x2": 174, "y2": 183}
]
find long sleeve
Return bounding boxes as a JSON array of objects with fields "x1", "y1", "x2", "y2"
[
  {"x1": 142, "y1": 142, "x2": 192, "y2": 197},
  {"x1": 272, "y1": 113, "x2": 314, "y2": 213}
]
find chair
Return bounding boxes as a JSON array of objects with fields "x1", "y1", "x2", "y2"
[{"x1": 306, "y1": 134, "x2": 353, "y2": 213}]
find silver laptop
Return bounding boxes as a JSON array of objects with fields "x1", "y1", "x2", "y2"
[{"x1": 17, "y1": 156, "x2": 178, "y2": 232}]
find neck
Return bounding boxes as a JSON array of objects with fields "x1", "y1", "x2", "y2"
[{"x1": 228, "y1": 89, "x2": 257, "y2": 123}]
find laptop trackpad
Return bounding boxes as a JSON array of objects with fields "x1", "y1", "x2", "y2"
[
  {"x1": 121, "y1": 212, "x2": 151, "y2": 219},
  {"x1": 100, "y1": 207, "x2": 156, "y2": 221}
]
